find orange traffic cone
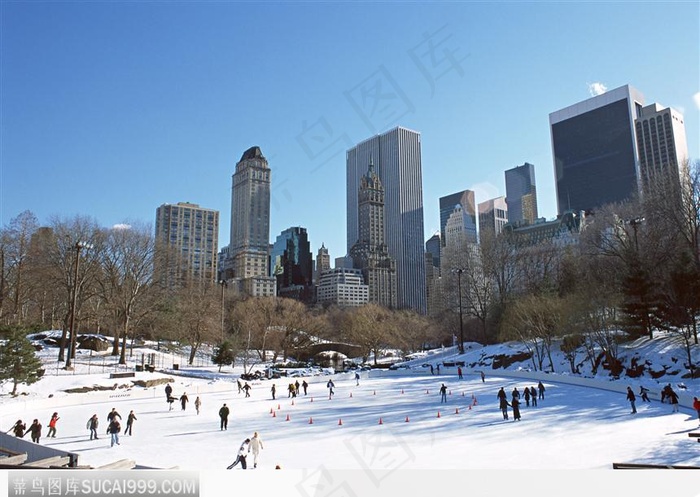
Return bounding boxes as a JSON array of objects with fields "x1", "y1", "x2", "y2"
[
  {"x1": 350, "y1": 392, "x2": 353, "y2": 398},
  {"x1": 426, "y1": 389, "x2": 430, "y2": 394},
  {"x1": 373, "y1": 390, "x2": 376, "y2": 395},
  {"x1": 455, "y1": 408, "x2": 459, "y2": 414},
  {"x1": 310, "y1": 397, "x2": 313, "y2": 403},
  {"x1": 272, "y1": 410, "x2": 276, "y2": 417},
  {"x1": 285, "y1": 414, "x2": 290, "y2": 421},
  {"x1": 291, "y1": 399, "x2": 295, "y2": 406},
  {"x1": 277, "y1": 404, "x2": 281, "y2": 410},
  {"x1": 378, "y1": 418, "x2": 383, "y2": 425},
  {"x1": 270, "y1": 407, "x2": 274, "y2": 414},
  {"x1": 405, "y1": 416, "x2": 410, "y2": 422},
  {"x1": 468, "y1": 404, "x2": 472, "y2": 410},
  {"x1": 309, "y1": 417, "x2": 313, "y2": 424},
  {"x1": 437, "y1": 411, "x2": 441, "y2": 418},
  {"x1": 401, "y1": 389, "x2": 404, "y2": 394},
  {"x1": 338, "y1": 419, "x2": 343, "y2": 426}
]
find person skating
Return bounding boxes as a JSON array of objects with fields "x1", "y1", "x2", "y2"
[
  {"x1": 242, "y1": 383, "x2": 251, "y2": 398},
  {"x1": 511, "y1": 387, "x2": 520, "y2": 401},
  {"x1": 667, "y1": 387, "x2": 680, "y2": 413},
  {"x1": 108, "y1": 418, "x2": 121, "y2": 447},
  {"x1": 355, "y1": 371, "x2": 361, "y2": 385},
  {"x1": 693, "y1": 397, "x2": 700, "y2": 423},
  {"x1": 28, "y1": 419, "x2": 42, "y2": 443},
  {"x1": 511, "y1": 397, "x2": 521, "y2": 421},
  {"x1": 530, "y1": 386, "x2": 537, "y2": 407},
  {"x1": 227, "y1": 438, "x2": 250, "y2": 469},
  {"x1": 195, "y1": 396, "x2": 201, "y2": 415},
  {"x1": 639, "y1": 386, "x2": 651, "y2": 402},
  {"x1": 457, "y1": 367, "x2": 463, "y2": 380},
  {"x1": 87, "y1": 414, "x2": 99, "y2": 440},
  {"x1": 271, "y1": 384, "x2": 276, "y2": 400},
  {"x1": 107, "y1": 408, "x2": 121, "y2": 424},
  {"x1": 523, "y1": 387, "x2": 530, "y2": 407},
  {"x1": 165, "y1": 383, "x2": 173, "y2": 401},
  {"x1": 249, "y1": 431, "x2": 264, "y2": 468},
  {"x1": 497, "y1": 387, "x2": 507, "y2": 403},
  {"x1": 626, "y1": 386, "x2": 637, "y2": 414},
  {"x1": 499, "y1": 396, "x2": 509, "y2": 420},
  {"x1": 439, "y1": 383, "x2": 448, "y2": 403},
  {"x1": 167, "y1": 395, "x2": 176, "y2": 411},
  {"x1": 302, "y1": 380, "x2": 308, "y2": 395},
  {"x1": 10, "y1": 420, "x2": 26, "y2": 438},
  {"x1": 180, "y1": 392, "x2": 189, "y2": 410},
  {"x1": 47, "y1": 412, "x2": 59, "y2": 438},
  {"x1": 538, "y1": 381, "x2": 545, "y2": 400},
  {"x1": 237, "y1": 379, "x2": 243, "y2": 394},
  {"x1": 126, "y1": 410, "x2": 137, "y2": 435},
  {"x1": 480, "y1": 371, "x2": 485, "y2": 382},
  {"x1": 219, "y1": 403, "x2": 230, "y2": 430},
  {"x1": 327, "y1": 379, "x2": 335, "y2": 398}
]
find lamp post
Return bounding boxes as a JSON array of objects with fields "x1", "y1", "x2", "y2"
[
  {"x1": 454, "y1": 268, "x2": 465, "y2": 355},
  {"x1": 218, "y1": 280, "x2": 227, "y2": 343},
  {"x1": 66, "y1": 241, "x2": 92, "y2": 369}
]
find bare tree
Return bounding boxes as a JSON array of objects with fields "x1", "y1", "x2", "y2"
[{"x1": 1, "y1": 211, "x2": 39, "y2": 324}]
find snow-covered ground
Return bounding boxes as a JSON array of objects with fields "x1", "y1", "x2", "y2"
[{"x1": 1, "y1": 331, "x2": 699, "y2": 496}]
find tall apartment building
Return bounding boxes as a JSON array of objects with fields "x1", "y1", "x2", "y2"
[
  {"x1": 271, "y1": 226, "x2": 313, "y2": 302},
  {"x1": 439, "y1": 190, "x2": 477, "y2": 247},
  {"x1": 316, "y1": 268, "x2": 369, "y2": 308},
  {"x1": 425, "y1": 233, "x2": 440, "y2": 269},
  {"x1": 549, "y1": 84, "x2": 645, "y2": 215},
  {"x1": 478, "y1": 196, "x2": 508, "y2": 236},
  {"x1": 634, "y1": 103, "x2": 688, "y2": 187},
  {"x1": 223, "y1": 146, "x2": 276, "y2": 297},
  {"x1": 346, "y1": 126, "x2": 426, "y2": 314},
  {"x1": 155, "y1": 202, "x2": 219, "y2": 286},
  {"x1": 349, "y1": 160, "x2": 398, "y2": 308},
  {"x1": 505, "y1": 162, "x2": 538, "y2": 225}
]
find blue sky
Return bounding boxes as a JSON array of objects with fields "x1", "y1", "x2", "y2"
[{"x1": 2, "y1": 1, "x2": 698, "y2": 262}]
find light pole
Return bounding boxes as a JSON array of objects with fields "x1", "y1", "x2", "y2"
[
  {"x1": 454, "y1": 268, "x2": 465, "y2": 355},
  {"x1": 218, "y1": 280, "x2": 227, "y2": 343},
  {"x1": 66, "y1": 241, "x2": 92, "y2": 369}
]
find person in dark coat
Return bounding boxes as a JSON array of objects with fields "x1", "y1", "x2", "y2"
[
  {"x1": 511, "y1": 387, "x2": 520, "y2": 401},
  {"x1": 11, "y1": 419, "x2": 26, "y2": 438},
  {"x1": 227, "y1": 438, "x2": 250, "y2": 469},
  {"x1": 28, "y1": 419, "x2": 42, "y2": 443},
  {"x1": 667, "y1": 387, "x2": 680, "y2": 413},
  {"x1": 639, "y1": 386, "x2": 651, "y2": 402},
  {"x1": 87, "y1": 414, "x2": 99, "y2": 440},
  {"x1": 523, "y1": 387, "x2": 531, "y2": 407},
  {"x1": 165, "y1": 383, "x2": 173, "y2": 401},
  {"x1": 302, "y1": 380, "x2": 308, "y2": 395},
  {"x1": 499, "y1": 396, "x2": 509, "y2": 420},
  {"x1": 180, "y1": 392, "x2": 189, "y2": 410},
  {"x1": 626, "y1": 386, "x2": 637, "y2": 414},
  {"x1": 167, "y1": 395, "x2": 176, "y2": 410},
  {"x1": 530, "y1": 386, "x2": 537, "y2": 407},
  {"x1": 242, "y1": 383, "x2": 251, "y2": 398},
  {"x1": 511, "y1": 398, "x2": 521, "y2": 421},
  {"x1": 108, "y1": 418, "x2": 121, "y2": 447},
  {"x1": 219, "y1": 403, "x2": 230, "y2": 430},
  {"x1": 439, "y1": 383, "x2": 448, "y2": 403},
  {"x1": 538, "y1": 381, "x2": 545, "y2": 400},
  {"x1": 107, "y1": 408, "x2": 121, "y2": 423},
  {"x1": 125, "y1": 410, "x2": 137, "y2": 435},
  {"x1": 497, "y1": 387, "x2": 507, "y2": 402},
  {"x1": 270, "y1": 384, "x2": 276, "y2": 400}
]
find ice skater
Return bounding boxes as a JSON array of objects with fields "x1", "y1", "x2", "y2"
[{"x1": 227, "y1": 438, "x2": 250, "y2": 469}]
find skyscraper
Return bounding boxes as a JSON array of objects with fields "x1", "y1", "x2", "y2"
[
  {"x1": 634, "y1": 103, "x2": 688, "y2": 187},
  {"x1": 155, "y1": 202, "x2": 219, "y2": 287},
  {"x1": 439, "y1": 190, "x2": 477, "y2": 247},
  {"x1": 505, "y1": 162, "x2": 538, "y2": 225},
  {"x1": 346, "y1": 126, "x2": 426, "y2": 314},
  {"x1": 549, "y1": 84, "x2": 645, "y2": 215},
  {"x1": 271, "y1": 226, "x2": 313, "y2": 302},
  {"x1": 315, "y1": 243, "x2": 331, "y2": 285},
  {"x1": 224, "y1": 146, "x2": 276, "y2": 297},
  {"x1": 478, "y1": 196, "x2": 508, "y2": 236},
  {"x1": 349, "y1": 160, "x2": 397, "y2": 308}
]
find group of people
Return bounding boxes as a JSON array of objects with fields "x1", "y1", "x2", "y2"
[
  {"x1": 627, "y1": 384, "x2": 681, "y2": 414},
  {"x1": 165, "y1": 383, "x2": 197, "y2": 411},
  {"x1": 496, "y1": 382, "x2": 545, "y2": 421},
  {"x1": 8, "y1": 412, "x2": 60, "y2": 444},
  {"x1": 227, "y1": 431, "x2": 264, "y2": 469}
]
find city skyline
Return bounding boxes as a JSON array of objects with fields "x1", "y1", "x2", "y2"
[{"x1": 2, "y1": 2, "x2": 698, "y2": 265}]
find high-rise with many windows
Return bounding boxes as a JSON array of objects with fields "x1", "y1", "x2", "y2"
[
  {"x1": 439, "y1": 190, "x2": 477, "y2": 247},
  {"x1": 478, "y1": 196, "x2": 508, "y2": 236},
  {"x1": 549, "y1": 84, "x2": 645, "y2": 215},
  {"x1": 271, "y1": 226, "x2": 314, "y2": 302},
  {"x1": 505, "y1": 162, "x2": 538, "y2": 225},
  {"x1": 222, "y1": 146, "x2": 276, "y2": 297},
  {"x1": 155, "y1": 202, "x2": 219, "y2": 287},
  {"x1": 346, "y1": 126, "x2": 426, "y2": 314}
]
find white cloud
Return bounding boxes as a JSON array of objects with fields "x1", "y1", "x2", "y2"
[
  {"x1": 693, "y1": 92, "x2": 700, "y2": 110},
  {"x1": 112, "y1": 223, "x2": 131, "y2": 230},
  {"x1": 588, "y1": 82, "x2": 607, "y2": 97}
]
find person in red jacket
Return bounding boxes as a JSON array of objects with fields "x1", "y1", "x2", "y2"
[
  {"x1": 47, "y1": 412, "x2": 59, "y2": 438},
  {"x1": 693, "y1": 397, "x2": 700, "y2": 423}
]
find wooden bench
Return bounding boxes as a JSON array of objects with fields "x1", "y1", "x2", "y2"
[{"x1": 109, "y1": 372, "x2": 136, "y2": 379}]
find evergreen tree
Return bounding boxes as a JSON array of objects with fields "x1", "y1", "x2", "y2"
[
  {"x1": 0, "y1": 328, "x2": 44, "y2": 395},
  {"x1": 211, "y1": 340, "x2": 236, "y2": 372}
]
